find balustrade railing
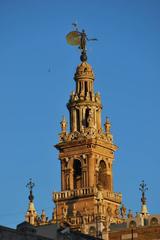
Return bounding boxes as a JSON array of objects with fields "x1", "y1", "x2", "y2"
[{"x1": 53, "y1": 187, "x2": 122, "y2": 202}]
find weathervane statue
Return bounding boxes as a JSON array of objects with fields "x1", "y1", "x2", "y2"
[{"x1": 66, "y1": 23, "x2": 97, "y2": 62}]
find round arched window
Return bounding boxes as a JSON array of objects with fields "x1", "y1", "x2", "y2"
[
  {"x1": 150, "y1": 217, "x2": 158, "y2": 225},
  {"x1": 98, "y1": 160, "x2": 109, "y2": 189},
  {"x1": 73, "y1": 159, "x2": 82, "y2": 189},
  {"x1": 89, "y1": 226, "x2": 96, "y2": 236},
  {"x1": 129, "y1": 220, "x2": 136, "y2": 228}
]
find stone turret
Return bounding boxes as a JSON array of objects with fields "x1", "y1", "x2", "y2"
[
  {"x1": 25, "y1": 179, "x2": 48, "y2": 226},
  {"x1": 67, "y1": 61, "x2": 102, "y2": 133},
  {"x1": 25, "y1": 179, "x2": 38, "y2": 225},
  {"x1": 139, "y1": 180, "x2": 149, "y2": 216}
]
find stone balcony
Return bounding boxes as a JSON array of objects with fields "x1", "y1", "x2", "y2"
[{"x1": 53, "y1": 186, "x2": 122, "y2": 203}]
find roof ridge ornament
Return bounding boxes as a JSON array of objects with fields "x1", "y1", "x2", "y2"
[
  {"x1": 139, "y1": 180, "x2": 148, "y2": 205},
  {"x1": 139, "y1": 180, "x2": 149, "y2": 215},
  {"x1": 26, "y1": 178, "x2": 35, "y2": 202},
  {"x1": 66, "y1": 23, "x2": 97, "y2": 62}
]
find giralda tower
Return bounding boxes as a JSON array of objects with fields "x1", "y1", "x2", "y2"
[{"x1": 52, "y1": 29, "x2": 122, "y2": 237}]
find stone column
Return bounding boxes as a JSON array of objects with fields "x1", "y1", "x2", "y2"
[
  {"x1": 76, "y1": 81, "x2": 80, "y2": 94},
  {"x1": 106, "y1": 174, "x2": 112, "y2": 191},
  {"x1": 69, "y1": 168, "x2": 74, "y2": 190},
  {"x1": 93, "y1": 107, "x2": 96, "y2": 127},
  {"x1": 82, "y1": 167, "x2": 87, "y2": 187},
  {"x1": 88, "y1": 154, "x2": 95, "y2": 187},
  {"x1": 107, "y1": 161, "x2": 113, "y2": 191},
  {"x1": 91, "y1": 80, "x2": 94, "y2": 93},
  {"x1": 96, "y1": 108, "x2": 102, "y2": 130},
  {"x1": 82, "y1": 81, "x2": 84, "y2": 92},
  {"x1": 61, "y1": 161, "x2": 65, "y2": 191},
  {"x1": 96, "y1": 109, "x2": 99, "y2": 130},
  {"x1": 70, "y1": 110, "x2": 72, "y2": 132},
  {"x1": 72, "y1": 108, "x2": 77, "y2": 132},
  {"x1": 99, "y1": 109, "x2": 102, "y2": 129},
  {"x1": 110, "y1": 166, "x2": 113, "y2": 191},
  {"x1": 79, "y1": 107, "x2": 83, "y2": 131},
  {"x1": 82, "y1": 107, "x2": 86, "y2": 129}
]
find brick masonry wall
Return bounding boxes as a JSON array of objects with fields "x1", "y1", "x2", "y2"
[{"x1": 109, "y1": 225, "x2": 160, "y2": 240}]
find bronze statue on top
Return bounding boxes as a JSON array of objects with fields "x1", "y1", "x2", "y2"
[{"x1": 66, "y1": 23, "x2": 97, "y2": 62}]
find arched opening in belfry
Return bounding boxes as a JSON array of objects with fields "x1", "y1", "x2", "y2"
[
  {"x1": 129, "y1": 220, "x2": 136, "y2": 228},
  {"x1": 85, "y1": 81, "x2": 88, "y2": 96},
  {"x1": 76, "y1": 109, "x2": 80, "y2": 132},
  {"x1": 89, "y1": 226, "x2": 96, "y2": 236},
  {"x1": 150, "y1": 217, "x2": 158, "y2": 226},
  {"x1": 98, "y1": 160, "x2": 109, "y2": 189},
  {"x1": 85, "y1": 108, "x2": 90, "y2": 127},
  {"x1": 73, "y1": 159, "x2": 82, "y2": 189}
]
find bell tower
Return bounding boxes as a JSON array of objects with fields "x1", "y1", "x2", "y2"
[{"x1": 52, "y1": 28, "x2": 122, "y2": 237}]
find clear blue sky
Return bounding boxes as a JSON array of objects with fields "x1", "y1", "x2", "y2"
[{"x1": 0, "y1": 0, "x2": 160, "y2": 228}]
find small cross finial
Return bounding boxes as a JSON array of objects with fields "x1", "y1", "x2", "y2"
[
  {"x1": 26, "y1": 178, "x2": 35, "y2": 191},
  {"x1": 26, "y1": 178, "x2": 35, "y2": 202},
  {"x1": 139, "y1": 180, "x2": 148, "y2": 205}
]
